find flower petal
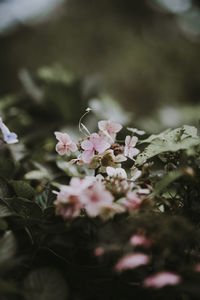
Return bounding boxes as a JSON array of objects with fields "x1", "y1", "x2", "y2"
[
  {"x1": 81, "y1": 149, "x2": 94, "y2": 163},
  {"x1": 81, "y1": 139, "x2": 93, "y2": 150}
]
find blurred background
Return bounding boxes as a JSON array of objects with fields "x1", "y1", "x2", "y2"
[{"x1": 1, "y1": 0, "x2": 200, "y2": 142}]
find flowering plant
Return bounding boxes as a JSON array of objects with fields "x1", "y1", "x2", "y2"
[{"x1": 0, "y1": 109, "x2": 200, "y2": 300}]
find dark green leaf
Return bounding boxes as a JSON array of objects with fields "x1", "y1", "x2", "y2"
[
  {"x1": 10, "y1": 180, "x2": 35, "y2": 200},
  {"x1": 0, "y1": 231, "x2": 16, "y2": 266},
  {"x1": 35, "y1": 187, "x2": 56, "y2": 212},
  {"x1": 24, "y1": 268, "x2": 68, "y2": 300}
]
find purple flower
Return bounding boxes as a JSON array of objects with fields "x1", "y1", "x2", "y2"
[{"x1": 0, "y1": 118, "x2": 18, "y2": 144}]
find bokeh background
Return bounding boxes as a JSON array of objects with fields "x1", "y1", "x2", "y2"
[{"x1": 1, "y1": 0, "x2": 200, "y2": 137}]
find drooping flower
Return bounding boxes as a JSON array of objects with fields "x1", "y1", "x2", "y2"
[
  {"x1": 106, "y1": 166, "x2": 127, "y2": 179},
  {"x1": 80, "y1": 181, "x2": 114, "y2": 217},
  {"x1": 143, "y1": 272, "x2": 181, "y2": 289},
  {"x1": 55, "y1": 131, "x2": 77, "y2": 156},
  {"x1": 124, "y1": 136, "x2": 140, "y2": 160},
  {"x1": 98, "y1": 120, "x2": 122, "y2": 141},
  {"x1": 81, "y1": 133, "x2": 110, "y2": 163},
  {"x1": 0, "y1": 118, "x2": 18, "y2": 144},
  {"x1": 114, "y1": 253, "x2": 150, "y2": 273}
]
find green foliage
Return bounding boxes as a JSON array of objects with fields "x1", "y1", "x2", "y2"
[
  {"x1": 136, "y1": 125, "x2": 200, "y2": 165},
  {"x1": 24, "y1": 268, "x2": 68, "y2": 300},
  {"x1": 10, "y1": 180, "x2": 35, "y2": 200}
]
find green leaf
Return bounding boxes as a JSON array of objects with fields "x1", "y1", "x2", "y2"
[
  {"x1": 152, "y1": 170, "x2": 183, "y2": 196},
  {"x1": 0, "y1": 231, "x2": 16, "y2": 266},
  {"x1": 24, "y1": 268, "x2": 68, "y2": 300},
  {"x1": 0, "y1": 279, "x2": 21, "y2": 296},
  {"x1": 0, "y1": 218, "x2": 7, "y2": 230},
  {"x1": 0, "y1": 158, "x2": 16, "y2": 179},
  {"x1": 10, "y1": 180, "x2": 35, "y2": 200},
  {"x1": 5, "y1": 197, "x2": 42, "y2": 219},
  {"x1": 35, "y1": 187, "x2": 56, "y2": 212},
  {"x1": 0, "y1": 177, "x2": 13, "y2": 199},
  {"x1": 136, "y1": 125, "x2": 200, "y2": 165},
  {"x1": 0, "y1": 201, "x2": 13, "y2": 217}
]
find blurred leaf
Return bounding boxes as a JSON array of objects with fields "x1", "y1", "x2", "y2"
[
  {"x1": 0, "y1": 279, "x2": 21, "y2": 296},
  {"x1": 38, "y1": 66, "x2": 75, "y2": 85},
  {"x1": 10, "y1": 180, "x2": 35, "y2": 200},
  {"x1": 0, "y1": 178, "x2": 13, "y2": 199},
  {"x1": 0, "y1": 158, "x2": 16, "y2": 179},
  {"x1": 5, "y1": 197, "x2": 42, "y2": 219},
  {"x1": 0, "y1": 231, "x2": 16, "y2": 266},
  {"x1": 90, "y1": 95, "x2": 132, "y2": 124},
  {"x1": 152, "y1": 170, "x2": 183, "y2": 196},
  {"x1": 136, "y1": 125, "x2": 200, "y2": 165},
  {"x1": 56, "y1": 160, "x2": 81, "y2": 177},
  {"x1": 25, "y1": 170, "x2": 49, "y2": 181},
  {"x1": 0, "y1": 218, "x2": 7, "y2": 231},
  {"x1": 35, "y1": 187, "x2": 56, "y2": 212},
  {"x1": 0, "y1": 201, "x2": 13, "y2": 217},
  {"x1": 24, "y1": 268, "x2": 68, "y2": 300}
]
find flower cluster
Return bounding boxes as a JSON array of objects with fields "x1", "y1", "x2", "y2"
[{"x1": 53, "y1": 119, "x2": 151, "y2": 220}]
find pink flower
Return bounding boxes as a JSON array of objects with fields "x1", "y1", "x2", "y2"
[
  {"x1": 81, "y1": 133, "x2": 110, "y2": 163},
  {"x1": 130, "y1": 233, "x2": 152, "y2": 248},
  {"x1": 53, "y1": 177, "x2": 96, "y2": 219},
  {"x1": 55, "y1": 131, "x2": 77, "y2": 156},
  {"x1": 143, "y1": 272, "x2": 181, "y2": 289},
  {"x1": 94, "y1": 247, "x2": 104, "y2": 257},
  {"x1": 115, "y1": 253, "x2": 150, "y2": 273},
  {"x1": 54, "y1": 186, "x2": 83, "y2": 219},
  {"x1": 120, "y1": 191, "x2": 143, "y2": 212},
  {"x1": 194, "y1": 263, "x2": 200, "y2": 272},
  {"x1": 98, "y1": 120, "x2": 122, "y2": 141},
  {"x1": 124, "y1": 136, "x2": 140, "y2": 160},
  {"x1": 0, "y1": 117, "x2": 18, "y2": 144},
  {"x1": 80, "y1": 181, "x2": 114, "y2": 217}
]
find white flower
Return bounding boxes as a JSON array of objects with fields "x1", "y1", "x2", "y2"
[{"x1": 106, "y1": 166, "x2": 127, "y2": 179}]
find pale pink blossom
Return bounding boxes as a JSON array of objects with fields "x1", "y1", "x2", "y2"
[
  {"x1": 54, "y1": 185, "x2": 83, "y2": 219},
  {"x1": 81, "y1": 133, "x2": 110, "y2": 163},
  {"x1": 143, "y1": 272, "x2": 181, "y2": 289},
  {"x1": 115, "y1": 253, "x2": 150, "y2": 273},
  {"x1": 80, "y1": 181, "x2": 114, "y2": 217},
  {"x1": 124, "y1": 136, "x2": 140, "y2": 160},
  {"x1": 53, "y1": 177, "x2": 96, "y2": 219},
  {"x1": 106, "y1": 166, "x2": 127, "y2": 179},
  {"x1": 98, "y1": 120, "x2": 122, "y2": 141},
  {"x1": 0, "y1": 117, "x2": 18, "y2": 144},
  {"x1": 119, "y1": 191, "x2": 143, "y2": 211},
  {"x1": 130, "y1": 233, "x2": 152, "y2": 248},
  {"x1": 55, "y1": 131, "x2": 77, "y2": 156}
]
